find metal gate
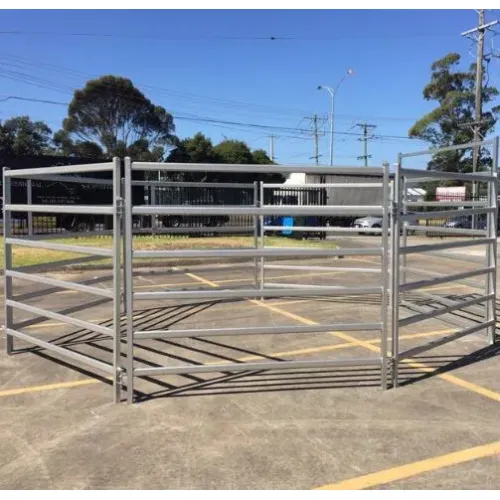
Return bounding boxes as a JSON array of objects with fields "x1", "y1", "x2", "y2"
[
  {"x1": 391, "y1": 138, "x2": 499, "y2": 387},
  {"x1": 122, "y1": 160, "x2": 391, "y2": 403}
]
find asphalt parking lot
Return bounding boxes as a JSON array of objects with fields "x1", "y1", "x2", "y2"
[{"x1": 1, "y1": 236, "x2": 500, "y2": 489}]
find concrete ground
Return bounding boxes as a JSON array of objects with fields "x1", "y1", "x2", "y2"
[{"x1": 1, "y1": 236, "x2": 500, "y2": 489}]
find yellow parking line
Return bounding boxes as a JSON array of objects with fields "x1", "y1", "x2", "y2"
[
  {"x1": 315, "y1": 440, "x2": 500, "y2": 490},
  {"x1": 185, "y1": 271, "x2": 500, "y2": 404},
  {"x1": 0, "y1": 378, "x2": 101, "y2": 397}
]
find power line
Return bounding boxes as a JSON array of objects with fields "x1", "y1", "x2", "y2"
[{"x1": 356, "y1": 123, "x2": 377, "y2": 166}]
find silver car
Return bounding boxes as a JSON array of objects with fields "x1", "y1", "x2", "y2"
[{"x1": 353, "y1": 213, "x2": 417, "y2": 235}]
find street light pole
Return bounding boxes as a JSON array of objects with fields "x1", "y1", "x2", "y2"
[{"x1": 318, "y1": 69, "x2": 354, "y2": 166}]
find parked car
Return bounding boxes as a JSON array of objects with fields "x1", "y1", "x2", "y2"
[
  {"x1": 442, "y1": 216, "x2": 486, "y2": 230},
  {"x1": 353, "y1": 212, "x2": 418, "y2": 235}
]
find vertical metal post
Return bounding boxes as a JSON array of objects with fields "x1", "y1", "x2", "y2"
[
  {"x1": 253, "y1": 181, "x2": 259, "y2": 291},
  {"x1": 112, "y1": 157, "x2": 123, "y2": 403},
  {"x1": 380, "y1": 162, "x2": 390, "y2": 390},
  {"x1": 391, "y1": 155, "x2": 402, "y2": 388},
  {"x1": 3, "y1": 168, "x2": 13, "y2": 354},
  {"x1": 27, "y1": 179, "x2": 33, "y2": 237},
  {"x1": 124, "y1": 157, "x2": 135, "y2": 403},
  {"x1": 121, "y1": 178, "x2": 127, "y2": 315},
  {"x1": 486, "y1": 137, "x2": 498, "y2": 344},
  {"x1": 401, "y1": 175, "x2": 408, "y2": 299},
  {"x1": 151, "y1": 181, "x2": 157, "y2": 236},
  {"x1": 259, "y1": 181, "x2": 265, "y2": 299}
]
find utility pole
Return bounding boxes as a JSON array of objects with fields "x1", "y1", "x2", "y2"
[
  {"x1": 356, "y1": 123, "x2": 377, "y2": 166},
  {"x1": 269, "y1": 135, "x2": 275, "y2": 162},
  {"x1": 461, "y1": 10, "x2": 498, "y2": 226},
  {"x1": 311, "y1": 114, "x2": 320, "y2": 165}
]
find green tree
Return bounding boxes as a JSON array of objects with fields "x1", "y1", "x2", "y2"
[
  {"x1": 168, "y1": 133, "x2": 215, "y2": 163},
  {"x1": 213, "y1": 139, "x2": 254, "y2": 164},
  {"x1": 0, "y1": 116, "x2": 53, "y2": 155},
  {"x1": 252, "y1": 148, "x2": 273, "y2": 164},
  {"x1": 53, "y1": 130, "x2": 104, "y2": 159},
  {"x1": 409, "y1": 53, "x2": 499, "y2": 175},
  {"x1": 61, "y1": 75, "x2": 175, "y2": 158}
]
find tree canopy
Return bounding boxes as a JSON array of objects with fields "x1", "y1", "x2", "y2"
[
  {"x1": 409, "y1": 53, "x2": 499, "y2": 175},
  {"x1": 0, "y1": 116, "x2": 53, "y2": 156},
  {"x1": 59, "y1": 75, "x2": 175, "y2": 159}
]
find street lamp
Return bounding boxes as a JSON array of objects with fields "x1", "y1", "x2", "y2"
[{"x1": 318, "y1": 68, "x2": 354, "y2": 166}]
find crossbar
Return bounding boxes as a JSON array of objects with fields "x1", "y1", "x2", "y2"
[
  {"x1": 5, "y1": 237, "x2": 113, "y2": 257},
  {"x1": 400, "y1": 238, "x2": 495, "y2": 255},
  {"x1": 7, "y1": 299, "x2": 114, "y2": 337},
  {"x1": 4, "y1": 162, "x2": 115, "y2": 177},
  {"x1": 5, "y1": 204, "x2": 114, "y2": 215},
  {"x1": 134, "y1": 322, "x2": 382, "y2": 340},
  {"x1": 133, "y1": 357, "x2": 383, "y2": 377},
  {"x1": 6, "y1": 270, "x2": 114, "y2": 298}
]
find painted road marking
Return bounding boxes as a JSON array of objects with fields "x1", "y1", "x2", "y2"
[
  {"x1": 184, "y1": 271, "x2": 500, "y2": 404},
  {"x1": 314, "y1": 440, "x2": 500, "y2": 490},
  {"x1": 0, "y1": 328, "x2": 455, "y2": 399}
]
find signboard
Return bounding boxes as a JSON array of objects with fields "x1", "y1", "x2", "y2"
[{"x1": 436, "y1": 186, "x2": 466, "y2": 202}]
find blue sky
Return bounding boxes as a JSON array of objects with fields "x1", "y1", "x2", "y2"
[{"x1": 1, "y1": 9, "x2": 500, "y2": 166}]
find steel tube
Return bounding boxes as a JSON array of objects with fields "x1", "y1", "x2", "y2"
[
  {"x1": 399, "y1": 320, "x2": 495, "y2": 361},
  {"x1": 400, "y1": 238, "x2": 495, "y2": 255},
  {"x1": 399, "y1": 168, "x2": 494, "y2": 182},
  {"x1": 263, "y1": 183, "x2": 384, "y2": 188},
  {"x1": 263, "y1": 264, "x2": 381, "y2": 273},
  {"x1": 133, "y1": 226, "x2": 254, "y2": 234},
  {"x1": 134, "y1": 357, "x2": 383, "y2": 377},
  {"x1": 6, "y1": 328, "x2": 113, "y2": 374},
  {"x1": 6, "y1": 270, "x2": 114, "y2": 298},
  {"x1": 380, "y1": 162, "x2": 390, "y2": 390},
  {"x1": 400, "y1": 267, "x2": 494, "y2": 293},
  {"x1": 134, "y1": 322, "x2": 382, "y2": 340},
  {"x1": 399, "y1": 293, "x2": 493, "y2": 327},
  {"x1": 405, "y1": 201, "x2": 488, "y2": 207},
  {"x1": 399, "y1": 139, "x2": 494, "y2": 158},
  {"x1": 133, "y1": 247, "x2": 382, "y2": 259},
  {"x1": 6, "y1": 299, "x2": 113, "y2": 336},
  {"x1": 5, "y1": 237, "x2": 113, "y2": 256},
  {"x1": 5, "y1": 162, "x2": 115, "y2": 177},
  {"x1": 112, "y1": 157, "x2": 122, "y2": 403},
  {"x1": 403, "y1": 208, "x2": 494, "y2": 220},
  {"x1": 124, "y1": 157, "x2": 135, "y2": 404},
  {"x1": 133, "y1": 162, "x2": 385, "y2": 176},
  {"x1": 133, "y1": 205, "x2": 384, "y2": 216},
  {"x1": 263, "y1": 226, "x2": 383, "y2": 233},
  {"x1": 3, "y1": 167, "x2": 14, "y2": 354},
  {"x1": 6, "y1": 204, "x2": 115, "y2": 215},
  {"x1": 130, "y1": 180, "x2": 255, "y2": 188},
  {"x1": 134, "y1": 286, "x2": 382, "y2": 301},
  {"x1": 405, "y1": 225, "x2": 487, "y2": 236}
]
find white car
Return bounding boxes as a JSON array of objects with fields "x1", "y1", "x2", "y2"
[{"x1": 353, "y1": 213, "x2": 418, "y2": 235}]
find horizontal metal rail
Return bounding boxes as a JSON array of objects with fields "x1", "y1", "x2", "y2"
[
  {"x1": 405, "y1": 201, "x2": 489, "y2": 207},
  {"x1": 133, "y1": 357, "x2": 383, "y2": 377},
  {"x1": 400, "y1": 266, "x2": 494, "y2": 293},
  {"x1": 132, "y1": 162, "x2": 385, "y2": 176},
  {"x1": 6, "y1": 328, "x2": 114, "y2": 374},
  {"x1": 404, "y1": 225, "x2": 487, "y2": 236},
  {"x1": 4, "y1": 162, "x2": 115, "y2": 177},
  {"x1": 133, "y1": 205, "x2": 384, "y2": 216},
  {"x1": 17, "y1": 174, "x2": 113, "y2": 186},
  {"x1": 402, "y1": 207, "x2": 494, "y2": 220},
  {"x1": 401, "y1": 266, "x2": 486, "y2": 290},
  {"x1": 134, "y1": 322, "x2": 382, "y2": 340},
  {"x1": 265, "y1": 282, "x2": 382, "y2": 292},
  {"x1": 400, "y1": 139, "x2": 494, "y2": 158},
  {"x1": 399, "y1": 168, "x2": 495, "y2": 182},
  {"x1": 263, "y1": 183, "x2": 384, "y2": 188},
  {"x1": 7, "y1": 299, "x2": 114, "y2": 337},
  {"x1": 133, "y1": 247, "x2": 382, "y2": 259},
  {"x1": 5, "y1": 237, "x2": 113, "y2": 257},
  {"x1": 134, "y1": 286, "x2": 382, "y2": 300},
  {"x1": 398, "y1": 320, "x2": 495, "y2": 361},
  {"x1": 133, "y1": 226, "x2": 254, "y2": 235},
  {"x1": 132, "y1": 180, "x2": 255, "y2": 188},
  {"x1": 399, "y1": 293, "x2": 493, "y2": 327},
  {"x1": 5, "y1": 204, "x2": 114, "y2": 215},
  {"x1": 6, "y1": 270, "x2": 114, "y2": 298},
  {"x1": 263, "y1": 226, "x2": 383, "y2": 233},
  {"x1": 400, "y1": 238, "x2": 495, "y2": 255},
  {"x1": 264, "y1": 264, "x2": 381, "y2": 273}
]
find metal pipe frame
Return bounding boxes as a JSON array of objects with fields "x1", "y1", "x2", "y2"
[
  {"x1": 399, "y1": 138, "x2": 495, "y2": 158},
  {"x1": 263, "y1": 183, "x2": 384, "y2": 188},
  {"x1": 263, "y1": 226, "x2": 384, "y2": 233},
  {"x1": 123, "y1": 159, "x2": 391, "y2": 401},
  {"x1": 2, "y1": 159, "x2": 122, "y2": 402},
  {"x1": 130, "y1": 180, "x2": 255, "y2": 189},
  {"x1": 264, "y1": 264, "x2": 381, "y2": 273},
  {"x1": 392, "y1": 141, "x2": 498, "y2": 388}
]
